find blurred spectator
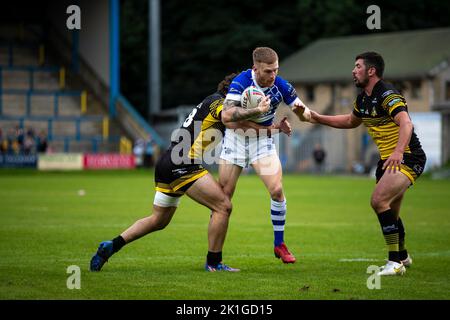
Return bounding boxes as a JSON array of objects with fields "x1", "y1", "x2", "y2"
[
  {"x1": 15, "y1": 125, "x2": 24, "y2": 152},
  {"x1": 133, "y1": 139, "x2": 145, "y2": 167},
  {"x1": 36, "y1": 130, "x2": 48, "y2": 153},
  {"x1": 143, "y1": 141, "x2": 157, "y2": 167},
  {"x1": 0, "y1": 129, "x2": 7, "y2": 155},
  {"x1": 26, "y1": 126, "x2": 35, "y2": 138},
  {"x1": 312, "y1": 143, "x2": 326, "y2": 173},
  {"x1": 23, "y1": 132, "x2": 35, "y2": 155},
  {"x1": 6, "y1": 128, "x2": 20, "y2": 154},
  {"x1": 0, "y1": 125, "x2": 49, "y2": 154},
  {"x1": 133, "y1": 136, "x2": 159, "y2": 168}
]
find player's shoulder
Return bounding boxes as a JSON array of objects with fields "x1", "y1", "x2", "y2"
[
  {"x1": 202, "y1": 92, "x2": 224, "y2": 107},
  {"x1": 377, "y1": 80, "x2": 401, "y2": 99},
  {"x1": 274, "y1": 75, "x2": 297, "y2": 103},
  {"x1": 196, "y1": 92, "x2": 224, "y2": 120},
  {"x1": 274, "y1": 75, "x2": 296, "y2": 95},
  {"x1": 228, "y1": 69, "x2": 253, "y2": 95},
  {"x1": 233, "y1": 69, "x2": 252, "y2": 83},
  {"x1": 274, "y1": 74, "x2": 291, "y2": 87}
]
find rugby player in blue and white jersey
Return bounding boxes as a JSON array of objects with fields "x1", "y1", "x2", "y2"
[
  {"x1": 89, "y1": 72, "x2": 291, "y2": 273},
  {"x1": 219, "y1": 47, "x2": 311, "y2": 264}
]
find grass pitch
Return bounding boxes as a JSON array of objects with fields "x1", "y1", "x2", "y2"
[{"x1": 0, "y1": 169, "x2": 449, "y2": 300}]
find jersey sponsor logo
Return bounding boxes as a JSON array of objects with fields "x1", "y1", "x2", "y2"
[
  {"x1": 381, "y1": 90, "x2": 394, "y2": 98},
  {"x1": 172, "y1": 168, "x2": 188, "y2": 175},
  {"x1": 286, "y1": 82, "x2": 297, "y2": 99},
  {"x1": 413, "y1": 164, "x2": 424, "y2": 174},
  {"x1": 229, "y1": 87, "x2": 242, "y2": 94},
  {"x1": 388, "y1": 98, "x2": 401, "y2": 107}
]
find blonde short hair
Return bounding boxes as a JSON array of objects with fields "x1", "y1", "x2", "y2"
[{"x1": 253, "y1": 47, "x2": 278, "y2": 64}]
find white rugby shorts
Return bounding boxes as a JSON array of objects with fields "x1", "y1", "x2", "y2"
[{"x1": 220, "y1": 128, "x2": 277, "y2": 168}]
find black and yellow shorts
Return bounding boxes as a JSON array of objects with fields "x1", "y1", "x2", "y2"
[
  {"x1": 376, "y1": 151, "x2": 426, "y2": 184},
  {"x1": 154, "y1": 150, "x2": 208, "y2": 196}
]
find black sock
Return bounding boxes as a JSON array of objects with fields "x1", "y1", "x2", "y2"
[
  {"x1": 377, "y1": 209, "x2": 400, "y2": 262},
  {"x1": 398, "y1": 218, "x2": 408, "y2": 260},
  {"x1": 112, "y1": 235, "x2": 126, "y2": 253},
  {"x1": 207, "y1": 251, "x2": 222, "y2": 267}
]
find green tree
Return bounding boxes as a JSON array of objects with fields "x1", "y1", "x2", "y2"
[{"x1": 120, "y1": 0, "x2": 450, "y2": 117}]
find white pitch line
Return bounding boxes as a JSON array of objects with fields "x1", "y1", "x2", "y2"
[{"x1": 339, "y1": 258, "x2": 381, "y2": 262}]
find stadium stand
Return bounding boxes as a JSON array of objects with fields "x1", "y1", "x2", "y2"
[
  {"x1": 0, "y1": 25, "x2": 125, "y2": 154},
  {"x1": 0, "y1": 21, "x2": 164, "y2": 157}
]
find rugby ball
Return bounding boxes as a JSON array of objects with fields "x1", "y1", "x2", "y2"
[{"x1": 241, "y1": 86, "x2": 265, "y2": 109}]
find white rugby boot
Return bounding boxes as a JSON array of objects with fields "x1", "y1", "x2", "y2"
[{"x1": 377, "y1": 260, "x2": 406, "y2": 276}]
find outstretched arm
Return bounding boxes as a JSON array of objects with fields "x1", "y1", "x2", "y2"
[
  {"x1": 310, "y1": 110, "x2": 362, "y2": 129},
  {"x1": 291, "y1": 99, "x2": 361, "y2": 129}
]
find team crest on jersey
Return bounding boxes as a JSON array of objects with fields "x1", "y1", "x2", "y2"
[{"x1": 371, "y1": 108, "x2": 377, "y2": 117}]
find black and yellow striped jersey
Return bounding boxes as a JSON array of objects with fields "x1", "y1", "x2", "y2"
[
  {"x1": 352, "y1": 80, "x2": 423, "y2": 160},
  {"x1": 169, "y1": 92, "x2": 226, "y2": 162}
]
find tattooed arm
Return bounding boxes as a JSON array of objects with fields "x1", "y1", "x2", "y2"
[
  {"x1": 225, "y1": 117, "x2": 292, "y2": 137},
  {"x1": 221, "y1": 96, "x2": 271, "y2": 124}
]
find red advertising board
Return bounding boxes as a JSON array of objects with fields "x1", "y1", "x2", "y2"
[{"x1": 83, "y1": 154, "x2": 136, "y2": 169}]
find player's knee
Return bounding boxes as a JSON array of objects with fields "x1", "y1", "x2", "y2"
[
  {"x1": 154, "y1": 221, "x2": 168, "y2": 231},
  {"x1": 270, "y1": 186, "x2": 284, "y2": 201},
  {"x1": 152, "y1": 215, "x2": 171, "y2": 231},
  {"x1": 370, "y1": 199, "x2": 377, "y2": 212},
  {"x1": 370, "y1": 194, "x2": 385, "y2": 212},
  {"x1": 223, "y1": 197, "x2": 233, "y2": 215},
  {"x1": 217, "y1": 196, "x2": 232, "y2": 216}
]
